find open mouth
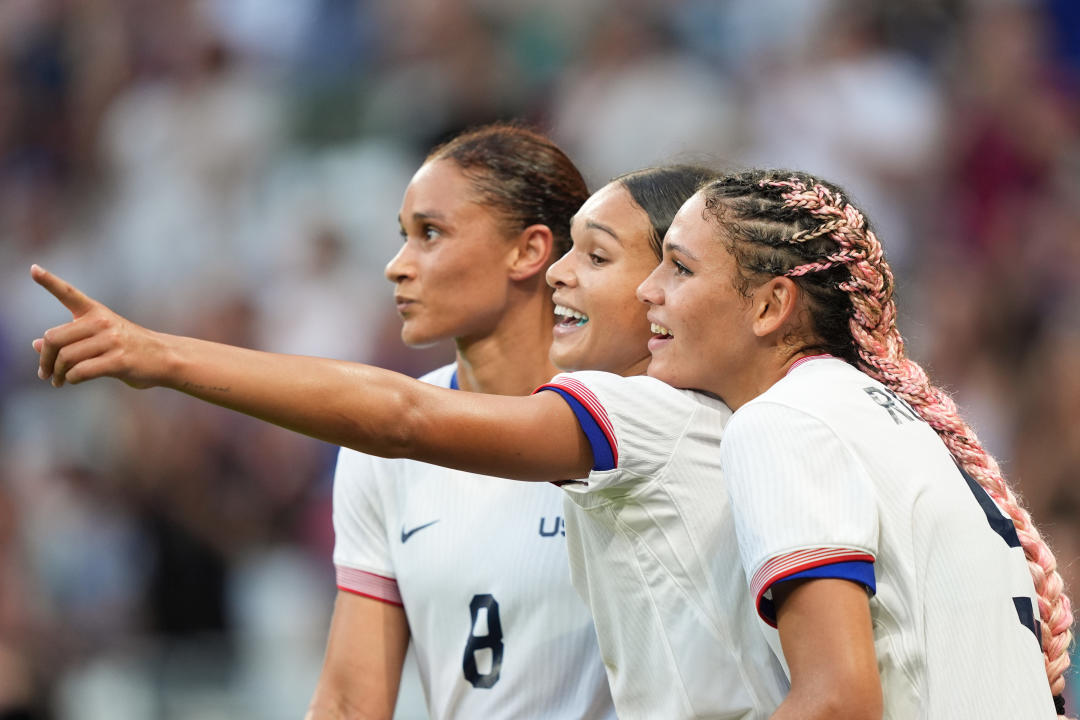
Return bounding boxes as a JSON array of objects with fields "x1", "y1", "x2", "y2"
[
  {"x1": 650, "y1": 322, "x2": 672, "y2": 339},
  {"x1": 555, "y1": 305, "x2": 589, "y2": 328}
]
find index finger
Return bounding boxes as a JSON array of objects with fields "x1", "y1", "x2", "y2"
[{"x1": 30, "y1": 264, "x2": 96, "y2": 317}]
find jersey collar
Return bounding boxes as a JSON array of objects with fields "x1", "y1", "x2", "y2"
[{"x1": 786, "y1": 353, "x2": 835, "y2": 376}]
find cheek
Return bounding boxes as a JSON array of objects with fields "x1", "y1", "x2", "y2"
[
  {"x1": 412, "y1": 252, "x2": 449, "y2": 289},
  {"x1": 429, "y1": 249, "x2": 498, "y2": 301},
  {"x1": 606, "y1": 275, "x2": 652, "y2": 329},
  {"x1": 617, "y1": 305, "x2": 652, "y2": 344},
  {"x1": 444, "y1": 259, "x2": 512, "y2": 329},
  {"x1": 670, "y1": 295, "x2": 714, "y2": 361},
  {"x1": 693, "y1": 301, "x2": 742, "y2": 360}
]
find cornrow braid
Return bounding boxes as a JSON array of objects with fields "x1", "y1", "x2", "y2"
[{"x1": 703, "y1": 169, "x2": 1074, "y2": 715}]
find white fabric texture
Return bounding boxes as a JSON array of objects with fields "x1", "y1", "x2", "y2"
[
  {"x1": 723, "y1": 357, "x2": 1055, "y2": 719},
  {"x1": 544, "y1": 371, "x2": 789, "y2": 720},
  {"x1": 333, "y1": 364, "x2": 615, "y2": 720}
]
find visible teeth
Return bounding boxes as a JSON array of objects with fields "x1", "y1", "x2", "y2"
[
  {"x1": 651, "y1": 323, "x2": 672, "y2": 337},
  {"x1": 555, "y1": 305, "x2": 589, "y2": 323}
]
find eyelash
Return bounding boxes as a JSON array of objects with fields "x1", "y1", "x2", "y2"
[
  {"x1": 673, "y1": 259, "x2": 691, "y2": 276},
  {"x1": 589, "y1": 253, "x2": 607, "y2": 266},
  {"x1": 399, "y1": 225, "x2": 442, "y2": 243}
]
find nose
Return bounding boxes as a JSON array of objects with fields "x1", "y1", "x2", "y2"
[
  {"x1": 636, "y1": 266, "x2": 663, "y2": 305},
  {"x1": 545, "y1": 250, "x2": 575, "y2": 289},
  {"x1": 385, "y1": 242, "x2": 415, "y2": 284}
]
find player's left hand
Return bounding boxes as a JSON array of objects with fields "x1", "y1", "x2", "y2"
[{"x1": 31, "y1": 264, "x2": 166, "y2": 389}]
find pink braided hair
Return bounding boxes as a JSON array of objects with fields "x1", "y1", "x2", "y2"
[{"x1": 764, "y1": 175, "x2": 1074, "y2": 713}]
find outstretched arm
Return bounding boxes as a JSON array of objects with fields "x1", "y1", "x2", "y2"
[{"x1": 30, "y1": 265, "x2": 593, "y2": 481}]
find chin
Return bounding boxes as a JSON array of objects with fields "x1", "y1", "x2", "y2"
[
  {"x1": 400, "y1": 326, "x2": 443, "y2": 348},
  {"x1": 548, "y1": 335, "x2": 587, "y2": 370},
  {"x1": 549, "y1": 349, "x2": 583, "y2": 373},
  {"x1": 646, "y1": 362, "x2": 676, "y2": 385}
]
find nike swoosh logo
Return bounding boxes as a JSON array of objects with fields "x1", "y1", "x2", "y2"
[{"x1": 401, "y1": 519, "x2": 440, "y2": 543}]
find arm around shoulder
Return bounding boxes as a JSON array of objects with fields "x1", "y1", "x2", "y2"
[{"x1": 306, "y1": 590, "x2": 411, "y2": 720}]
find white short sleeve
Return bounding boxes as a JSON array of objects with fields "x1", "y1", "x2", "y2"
[
  {"x1": 331, "y1": 447, "x2": 401, "y2": 604},
  {"x1": 722, "y1": 401, "x2": 878, "y2": 625},
  {"x1": 536, "y1": 371, "x2": 709, "y2": 493}
]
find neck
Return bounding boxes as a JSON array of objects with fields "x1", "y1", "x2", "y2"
[
  {"x1": 453, "y1": 292, "x2": 558, "y2": 396},
  {"x1": 619, "y1": 355, "x2": 652, "y2": 378},
  {"x1": 723, "y1": 345, "x2": 817, "y2": 411}
]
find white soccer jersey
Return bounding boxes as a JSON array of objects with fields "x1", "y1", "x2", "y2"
[
  {"x1": 333, "y1": 364, "x2": 615, "y2": 720},
  {"x1": 722, "y1": 355, "x2": 1056, "y2": 718},
  {"x1": 536, "y1": 371, "x2": 789, "y2": 720}
]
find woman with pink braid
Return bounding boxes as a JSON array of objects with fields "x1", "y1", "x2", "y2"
[{"x1": 637, "y1": 169, "x2": 1072, "y2": 718}]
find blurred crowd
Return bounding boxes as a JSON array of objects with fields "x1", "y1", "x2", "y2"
[{"x1": 0, "y1": 0, "x2": 1077, "y2": 717}]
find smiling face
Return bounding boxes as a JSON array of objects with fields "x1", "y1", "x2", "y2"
[
  {"x1": 545, "y1": 181, "x2": 658, "y2": 376},
  {"x1": 637, "y1": 191, "x2": 758, "y2": 399},
  {"x1": 385, "y1": 159, "x2": 517, "y2": 346}
]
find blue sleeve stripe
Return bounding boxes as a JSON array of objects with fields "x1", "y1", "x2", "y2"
[
  {"x1": 781, "y1": 560, "x2": 876, "y2": 592},
  {"x1": 757, "y1": 560, "x2": 876, "y2": 626},
  {"x1": 535, "y1": 386, "x2": 617, "y2": 471}
]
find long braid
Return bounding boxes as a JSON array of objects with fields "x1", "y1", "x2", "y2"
[{"x1": 704, "y1": 170, "x2": 1074, "y2": 713}]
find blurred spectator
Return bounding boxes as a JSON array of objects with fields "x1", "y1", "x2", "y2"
[
  {"x1": 551, "y1": 9, "x2": 737, "y2": 185},
  {"x1": 738, "y1": 0, "x2": 944, "y2": 275},
  {"x1": 0, "y1": 472, "x2": 46, "y2": 719},
  {"x1": 95, "y1": 2, "x2": 283, "y2": 320}
]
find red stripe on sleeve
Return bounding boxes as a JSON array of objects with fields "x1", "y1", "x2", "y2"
[
  {"x1": 751, "y1": 547, "x2": 875, "y2": 627},
  {"x1": 336, "y1": 566, "x2": 403, "y2": 606},
  {"x1": 534, "y1": 377, "x2": 618, "y2": 466}
]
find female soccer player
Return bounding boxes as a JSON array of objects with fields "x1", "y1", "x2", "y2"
[
  {"x1": 314, "y1": 125, "x2": 614, "y2": 720},
  {"x1": 311, "y1": 124, "x2": 614, "y2": 720},
  {"x1": 29, "y1": 167, "x2": 796, "y2": 719},
  {"x1": 635, "y1": 170, "x2": 1072, "y2": 719}
]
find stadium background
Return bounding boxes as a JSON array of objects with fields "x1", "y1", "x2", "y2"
[{"x1": 0, "y1": 0, "x2": 1077, "y2": 717}]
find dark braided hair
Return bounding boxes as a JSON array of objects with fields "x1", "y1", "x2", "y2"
[
  {"x1": 702, "y1": 169, "x2": 1073, "y2": 714},
  {"x1": 703, "y1": 171, "x2": 870, "y2": 366}
]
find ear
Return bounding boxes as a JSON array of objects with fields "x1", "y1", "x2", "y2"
[
  {"x1": 507, "y1": 224, "x2": 556, "y2": 282},
  {"x1": 751, "y1": 276, "x2": 801, "y2": 339}
]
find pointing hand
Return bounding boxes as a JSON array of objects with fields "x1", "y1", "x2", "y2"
[{"x1": 31, "y1": 264, "x2": 165, "y2": 389}]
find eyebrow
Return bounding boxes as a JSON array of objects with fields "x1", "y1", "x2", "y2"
[
  {"x1": 398, "y1": 210, "x2": 448, "y2": 225},
  {"x1": 663, "y1": 241, "x2": 699, "y2": 260},
  {"x1": 583, "y1": 219, "x2": 621, "y2": 242}
]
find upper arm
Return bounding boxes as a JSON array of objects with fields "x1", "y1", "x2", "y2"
[
  {"x1": 307, "y1": 591, "x2": 411, "y2": 720},
  {"x1": 722, "y1": 403, "x2": 878, "y2": 626},
  {"x1": 332, "y1": 449, "x2": 396, "y2": 587},
  {"x1": 395, "y1": 385, "x2": 594, "y2": 481},
  {"x1": 770, "y1": 578, "x2": 882, "y2": 720}
]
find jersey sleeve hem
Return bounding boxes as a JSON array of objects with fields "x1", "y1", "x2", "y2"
[
  {"x1": 534, "y1": 379, "x2": 618, "y2": 471},
  {"x1": 335, "y1": 565, "x2": 403, "y2": 606},
  {"x1": 751, "y1": 548, "x2": 875, "y2": 627}
]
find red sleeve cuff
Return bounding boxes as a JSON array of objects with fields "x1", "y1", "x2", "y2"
[
  {"x1": 751, "y1": 548, "x2": 875, "y2": 627},
  {"x1": 335, "y1": 565, "x2": 403, "y2": 606}
]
